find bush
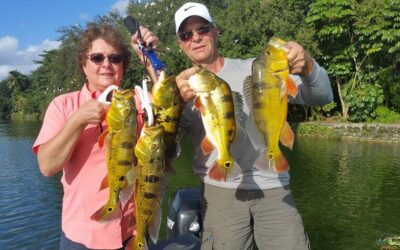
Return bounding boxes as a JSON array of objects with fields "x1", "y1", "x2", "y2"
[
  {"x1": 373, "y1": 106, "x2": 400, "y2": 123},
  {"x1": 344, "y1": 83, "x2": 384, "y2": 122}
]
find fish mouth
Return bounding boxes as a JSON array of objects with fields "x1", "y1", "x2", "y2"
[
  {"x1": 188, "y1": 75, "x2": 209, "y2": 92},
  {"x1": 268, "y1": 37, "x2": 286, "y2": 48}
]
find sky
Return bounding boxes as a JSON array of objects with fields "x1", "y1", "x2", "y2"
[{"x1": 0, "y1": 0, "x2": 131, "y2": 81}]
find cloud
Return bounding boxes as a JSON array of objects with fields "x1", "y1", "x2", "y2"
[
  {"x1": 111, "y1": 0, "x2": 130, "y2": 15},
  {"x1": 0, "y1": 36, "x2": 60, "y2": 81},
  {"x1": 80, "y1": 13, "x2": 90, "y2": 20}
]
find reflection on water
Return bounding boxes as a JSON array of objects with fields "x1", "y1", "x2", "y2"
[
  {"x1": 0, "y1": 121, "x2": 62, "y2": 250},
  {"x1": 289, "y1": 138, "x2": 400, "y2": 250},
  {"x1": 0, "y1": 121, "x2": 399, "y2": 250}
]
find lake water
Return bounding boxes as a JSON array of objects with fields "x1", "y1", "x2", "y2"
[{"x1": 0, "y1": 121, "x2": 399, "y2": 250}]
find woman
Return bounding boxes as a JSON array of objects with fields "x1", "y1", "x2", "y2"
[{"x1": 33, "y1": 24, "x2": 158, "y2": 249}]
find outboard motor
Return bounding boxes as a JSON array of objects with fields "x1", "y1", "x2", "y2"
[
  {"x1": 167, "y1": 187, "x2": 202, "y2": 239},
  {"x1": 149, "y1": 188, "x2": 202, "y2": 250}
]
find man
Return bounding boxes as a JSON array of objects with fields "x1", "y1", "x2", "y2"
[{"x1": 171, "y1": 2, "x2": 332, "y2": 249}]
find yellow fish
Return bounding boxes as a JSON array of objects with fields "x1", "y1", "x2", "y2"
[
  {"x1": 151, "y1": 70, "x2": 183, "y2": 173},
  {"x1": 244, "y1": 37, "x2": 298, "y2": 172},
  {"x1": 189, "y1": 68, "x2": 241, "y2": 182},
  {"x1": 91, "y1": 89, "x2": 137, "y2": 222},
  {"x1": 128, "y1": 124, "x2": 166, "y2": 250}
]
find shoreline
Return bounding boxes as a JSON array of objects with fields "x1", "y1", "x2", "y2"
[{"x1": 294, "y1": 122, "x2": 400, "y2": 142}]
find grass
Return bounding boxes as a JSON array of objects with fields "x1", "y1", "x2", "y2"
[{"x1": 159, "y1": 135, "x2": 201, "y2": 240}]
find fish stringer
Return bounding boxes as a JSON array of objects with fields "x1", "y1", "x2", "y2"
[
  {"x1": 135, "y1": 77, "x2": 154, "y2": 127},
  {"x1": 97, "y1": 84, "x2": 120, "y2": 104}
]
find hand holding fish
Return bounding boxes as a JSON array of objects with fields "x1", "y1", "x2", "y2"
[
  {"x1": 285, "y1": 41, "x2": 314, "y2": 76},
  {"x1": 73, "y1": 99, "x2": 109, "y2": 126},
  {"x1": 175, "y1": 66, "x2": 199, "y2": 102}
]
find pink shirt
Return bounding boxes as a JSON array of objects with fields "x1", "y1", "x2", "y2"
[{"x1": 33, "y1": 84, "x2": 138, "y2": 249}]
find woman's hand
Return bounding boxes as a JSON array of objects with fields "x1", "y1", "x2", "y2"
[{"x1": 73, "y1": 99, "x2": 109, "y2": 127}]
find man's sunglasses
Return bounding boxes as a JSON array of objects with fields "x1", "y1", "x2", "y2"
[
  {"x1": 177, "y1": 24, "x2": 214, "y2": 42},
  {"x1": 87, "y1": 53, "x2": 123, "y2": 64}
]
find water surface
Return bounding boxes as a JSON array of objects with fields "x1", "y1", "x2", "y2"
[{"x1": 0, "y1": 121, "x2": 399, "y2": 250}]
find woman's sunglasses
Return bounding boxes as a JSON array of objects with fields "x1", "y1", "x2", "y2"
[
  {"x1": 87, "y1": 53, "x2": 123, "y2": 64},
  {"x1": 177, "y1": 24, "x2": 214, "y2": 42}
]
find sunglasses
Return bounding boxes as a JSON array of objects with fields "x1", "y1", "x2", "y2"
[
  {"x1": 178, "y1": 24, "x2": 214, "y2": 42},
  {"x1": 87, "y1": 53, "x2": 123, "y2": 64}
]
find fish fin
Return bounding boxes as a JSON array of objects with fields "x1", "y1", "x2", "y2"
[
  {"x1": 254, "y1": 151, "x2": 275, "y2": 172},
  {"x1": 286, "y1": 77, "x2": 298, "y2": 98},
  {"x1": 119, "y1": 183, "x2": 135, "y2": 204},
  {"x1": 125, "y1": 237, "x2": 134, "y2": 250},
  {"x1": 279, "y1": 121, "x2": 294, "y2": 150},
  {"x1": 244, "y1": 111, "x2": 265, "y2": 150},
  {"x1": 194, "y1": 96, "x2": 202, "y2": 110},
  {"x1": 208, "y1": 159, "x2": 234, "y2": 182},
  {"x1": 126, "y1": 167, "x2": 137, "y2": 186},
  {"x1": 148, "y1": 205, "x2": 162, "y2": 244},
  {"x1": 98, "y1": 129, "x2": 109, "y2": 148},
  {"x1": 165, "y1": 160, "x2": 176, "y2": 174},
  {"x1": 231, "y1": 91, "x2": 244, "y2": 119},
  {"x1": 254, "y1": 149, "x2": 289, "y2": 173},
  {"x1": 275, "y1": 153, "x2": 289, "y2": 173},
  {"x1": 201, "y1": 136, "x2": 214, "y2": 155},
  {"x1": 226, "y1": 160, "x2": 242, "y2": 181},
  {"x1": 99, "y1": 176, "x2": 109, "y2": 191},
  {"x1": 242, "y1": 75, "x2": 253, "y2": 109},
  {"x1": 90, "y1": 203, "x2": 119, "y2": 223}
]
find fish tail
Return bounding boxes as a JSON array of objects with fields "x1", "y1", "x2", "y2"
[
  {"x1": 208, "y1": 159, "x2": 233, "y2": 182},
  {"x1": 254, "y1": 149, "x2": 289, "y2": 173},
  {"x1": 274, "y1": 152, "x2": 289, "y2": 172},
  {"x1": 265, "y1": 149, "x2": 289, "y2": 173},
  {"x1": 90, "y1": 203, "x2": 119, "y2": 223}
]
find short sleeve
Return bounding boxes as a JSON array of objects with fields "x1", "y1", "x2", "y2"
[{"x1": 32, "y1": 96, "x2": 67, "y2": 154}]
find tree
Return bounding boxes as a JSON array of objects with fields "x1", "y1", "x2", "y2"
[
  {"x1": 6, "y1": 70, "x2": 30, "y2": 92},
  {"x1": 306, "y1": 0, "x2": 356, "y2": 120}
]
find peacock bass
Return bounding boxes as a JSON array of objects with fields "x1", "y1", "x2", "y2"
[
  {"x1": 188, "y1": 68, "x2": 241, "y2": 182},
  {"x1": 127, "y1": 124, "x2": 166, "y2": 250},
  {"x1": 244, "y1": 37, "x2": 298, "y2": 173},
  {"x1": 151, "y1": 70, "x2": 183, "y2": 173},
  {"x1": 90, "y1": 89, "x2": 137, "y2": 222}
]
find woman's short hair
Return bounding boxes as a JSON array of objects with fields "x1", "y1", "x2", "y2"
[{"x1": 77, "y1": 24, "x2": 131, "y2": 76}]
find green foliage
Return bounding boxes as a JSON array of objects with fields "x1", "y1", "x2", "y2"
[
  {"x1": 373, "y1": 106, "x2": 400, "y2": 123},
  {"x1": 306, "y1": 0, "x2": 356, "y2": 77},
  {"x1": 0, "y1": 0, "x2": 399, "y2": 123},
  {"x1": 0, "y1": 82, "x2": 12, "y2": 119},
  {"x1": 295, "y1": 123, "x2": 339, "y2": 139},
  {"x1": 343, "y1": 82, "x2": 384, "y2": 122},
  {"x1": 310, "y1": 101, "x2": 338, "y2": 121},
  {"x1": 211, "y1": 0, "x2": 315, "y2": 58}
]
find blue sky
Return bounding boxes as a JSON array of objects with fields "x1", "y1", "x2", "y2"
[{"x1": 0, "y1": 0, "x2": 131, "y2": 80}]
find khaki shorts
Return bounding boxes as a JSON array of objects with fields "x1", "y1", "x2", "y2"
[{"x1": 200, "y1": 184, "x2": 310, "y2": 250}]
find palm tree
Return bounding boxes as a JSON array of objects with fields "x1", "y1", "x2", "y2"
[{"x1": 6, "y1": 70, "x2": 30, "y2": 92}]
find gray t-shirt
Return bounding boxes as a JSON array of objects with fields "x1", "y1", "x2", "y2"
[{"x1": 183, "y1": 57, "x2": 332, "y2": 190}]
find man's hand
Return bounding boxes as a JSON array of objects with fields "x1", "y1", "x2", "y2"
[
  {"x1": 175, "y1": 66, "x2": 199, "y2": 103},
  {"x1": 285, "y1": 41, "x2": 314, "y2": 76},
  {"x1": 131, "y1": 26, "x2": 160, "y2": 63}
]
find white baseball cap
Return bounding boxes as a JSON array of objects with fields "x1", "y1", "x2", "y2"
[{"x1": 174, "y1": 2, "x2": 213, "y2": 33}]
